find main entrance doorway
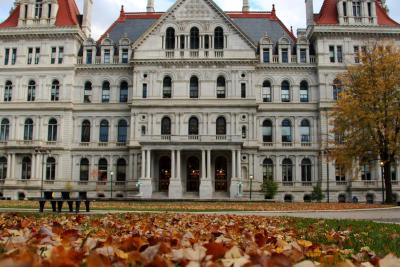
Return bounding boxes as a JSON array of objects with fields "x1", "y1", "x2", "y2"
[
  {"x1": 215, "y1": 156, "x2": 228, "y2": 191},
  {"x1": 187, "y1": 156, "x2": 200, "y2": 192},
  {"x1": 159, "y1": 156, "x2": 171, "y2": 192}
]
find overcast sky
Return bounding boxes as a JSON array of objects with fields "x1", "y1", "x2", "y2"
[{"x1": 1, "y1": 0, "x2": 399, "y2": 39}]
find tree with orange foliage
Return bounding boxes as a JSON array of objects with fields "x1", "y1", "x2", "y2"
[{"x1": 332, "y1": 43, "x2": 400, "y2": 204}]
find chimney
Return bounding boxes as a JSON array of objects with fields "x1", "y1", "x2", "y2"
[
  {"x1": 305, "y1": 0, "x2": 314, "y2": 26},
  {"x1": 82, "y1": 0, "x2": 93, "y2": 37},
  {"x1": 147, "y1": 0, "x2": 155, "y2": 12},
  {"x1": 242, "y1": 0, "x2": 249, "y2": 12}
]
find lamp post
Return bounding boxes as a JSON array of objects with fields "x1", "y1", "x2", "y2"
[
  {"x1": 380, "y1": 161, "x2": 385, "y2": 203},
  {"x1": 249, "y1": 175, "x2": 254, "y2": 200},
  {"x1": 110, "y1": 171, "x2": 114, "y2": 199},
  {"x1": 325, "y1": 149, "x2": 330, "y2": 203}
]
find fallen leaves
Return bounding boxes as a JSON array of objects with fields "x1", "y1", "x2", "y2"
[{"x1": 0, "y1": 213, "x2": 398, "y2": 267}]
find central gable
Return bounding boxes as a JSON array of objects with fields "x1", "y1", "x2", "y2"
[{"x1": 133, "y1": 0, "x2": 256, "y2": 51}]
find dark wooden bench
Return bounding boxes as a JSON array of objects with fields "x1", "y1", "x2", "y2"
[{"x1": 38, "y1": 199, "x2": 92, "y2": 213}]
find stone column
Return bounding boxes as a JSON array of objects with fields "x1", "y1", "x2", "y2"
[
  {"x1": 207, "y1": 150, "x2": 211, "y2": 179},
  {"x1": 6, "y1": 154, "x2": 11, "y2": 179},
  {"x1": 11, "y1": 154, "x2": 16, "y2": 179},
  {"x1": 146, "y1": 149, "x2": 151, "y2": 178},
  {"x1": 237, "y1": 150, "x2": 242, "y2": 180},
  {"x1": 201, "y1": 150, "x2": 206, "y2": 179},
  {"x1": 176, "y1": 150, "x2": 181, "y2": 180},
  {"x1": 141, "y1": 150, "x2": 146, "y2": 178},
  {"x1": 200, "y1": 149, "x2": 213, "y2": 199},
  {"x1": 171, "y1": 150, "x2": 175, "y2": 179},
  {"x1": 133, "y1": 153, "x2": 138, "y2": 180},
  {"x1": 31, "y1": 154, "x2": 36, "y2": 180},
  {"x1": 140, "y1": 149, "x2": 152, "y2": 198},
  {"x1": 232, "y1": 150, "x2": 236, "y2": 179},
  {"x1": 128, "y1": 154, "x2": 134, "y2": 180},
  {"x1": 169, "y1": 150, "x2": 183, "y2": 198}
]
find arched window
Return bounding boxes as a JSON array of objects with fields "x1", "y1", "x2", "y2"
[
  {"x1": 300, "y1": 81, "x2": 309, "y2": 102},
  {"x1": 51, "y1": 80, "x2": 60, "y2": 101},
  {"x1": 27, "y1": 80, "x2": 36, "y2": 101},
  {"x1": 300, "y1": 119, "x2": 311, "y2": 143},
  {"x1": 98, "y1": 158, "x2": 108, "y2": 181},
  {"x1": 190, "y1": 27, "x2": 199, "y2": 50},
  {"x1": 262, "y1": 120, "x2": 273, "y2": 143},
  {"x1": 161, "y1": 117, "x2": 171, "y2": 135},
  {"x1": 99, "y1": 120, "x2": 109, "y2": 142},
  {"x1": 0, "y1": 157, "x2": 7, "y2": 180},
  {"x1": 188, "y1": 117, "x2": 199, "y2": 135},
  {"x1": 214, "y1": 27, "x2": 224, "y2": 49},
  {"x1": 301, "y1": 158, "x2": 312, "y2": 182},
  {"x1": 165, "y1": 27, "x2": 175, "y2": 50},
  {"x1": 282, "y1": 158, "x2": 293, "y2": 182},
  {"x1": 190, "y1": 76, "x2": 199, "y2": 98},
  {"x1": 80, "y1": 158, "x2": 89, "y2": 181},
  {"x1": 360, "y1": 159, "x2": 371, "y2": 181},
  {"x1": 263, "y1": 158, "x2": 274, "y2": 182},
  {"x1": 24, "y1": 118, "x2": 34, "y2": 141},
  {"x1": 117, "y1": 158, "x2": 127, "y2": 181},
  {"x1": 21, "y1": 157, "x2": 31, "y2": 180},
  {"x1": 262, "y1": 80, "x2": 272, "y2": 102},
  {"x1": 216, "y1": 76, "x2": 226, "y2": 98},
  {"x1": 84, "y1": 81, "x2": 92, "y2": 103},
  {"x1": 81, "y1": 120, "x2": 91, "y2": 142},
  {"x1": 163, "y1": 76, "x2": 172, "y2": 99},
  {"x1": 333, "y1": 79, "x2": 342, "y2": 100},
  {"x1": 242, "y1": 126, "x2": 247, "y2": 139},
  {"x1": 102, "y1": 81, "x2": 110, "y2": 103},
  {"x1": 0, "y1": 119, "x2": 10, "y2": 142},
  {"x1": 47, "y1": 118, "x2": 57, "y2": 142},
  {"x1": 35, "y1": 0, "x2": 43, "y2": 18},
  {"x1": 216, "y1": 117, "x2": 226, "y2": 135},
  {"x1": 46, "y1": 157, "x2": 56, "y2": 181},
  {"x1": 117, "y1": 120, "x2": 128, "y2": 143},
  {"x1": 4, "y1": 81, "x2": 12, "y2": 102},
  {"x1": 281, "y1": 81, "x2": 290, "y2": 102},
  {"x1": 281, "y1": 119, "x2": 292, "y2": 143},
  {"x1": 119, "y1": 81, "x2": 128, "y2": 103}
]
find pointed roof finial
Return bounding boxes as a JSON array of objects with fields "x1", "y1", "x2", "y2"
[
  {"x1": 272, "y1": 4, "x2": 276, "y2": 16},
  {"x1": 118, "y1": 5, "x2": 126, "y2": 22},
  {"x1": 147, "y1": 0, "x2": 155, "y2": 13},
  {"x1": 290, "y1": 26, "x2": 293, "y2": 34},
  {"x1": 242, "y1": 0, "x2": 249, "y2": 12}
]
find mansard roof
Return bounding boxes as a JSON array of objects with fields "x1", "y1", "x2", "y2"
[
  {"x1": 99, "y1": 8, "x2": 295, "y2": 46},
  {"x1": 315, "y1": 0, "x2": 399, "y2": 26},
  {"x1": 0, "y1": 0, "x2": 82, "y2": 29}
]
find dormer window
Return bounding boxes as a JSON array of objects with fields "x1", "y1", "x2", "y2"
[
  {"x1": 300, "y1": 49, "x2": 307, "y2": 63},
  {"x1": 282, "y1": 48, "x2": 289, "y2": 63},
  {"x1": 104, "y1": 49, "x2": 110, "y2": 64},
  {"x1": 263, "y1": 48, "x2": 270, "y2": 63},
  {"x1": 121, "y1": 49, "x2": 129, "y2": 63},
  {"x1": 352, "y1": 1, "x2": 361, "y2": 17},
  {"x1": 86, "y1": 49, "x2": 93, "y2": 64},
  {"x1": 35, "y1": 0, "x2": 43, "y2": 19}
]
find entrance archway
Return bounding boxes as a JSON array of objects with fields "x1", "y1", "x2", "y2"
[
  {"x1": 187, "y1": 157, "x2": 200, "y2": 192},
  {"x1": 215, "y1": 156, "x2": 228, "y2": 191},
  {"x1": 159, "y1": 156, "x2": 171, "y2": 192}
]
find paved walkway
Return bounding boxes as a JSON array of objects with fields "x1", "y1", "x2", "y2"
[{"x1": 1, "y1": 207, "x2": 399, "y2": 223}]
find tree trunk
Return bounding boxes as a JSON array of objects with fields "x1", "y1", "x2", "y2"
[{"x1": 384, "y1": 162, "x2": 394, "y2": 204}]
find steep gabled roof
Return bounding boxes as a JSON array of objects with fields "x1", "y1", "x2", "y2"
[
  {"x1": 315, "y1": 0, "x2": 399, "y2": 26},
  {"x1": 0, "y1": 0, "x2": 81, "y2": 29}
]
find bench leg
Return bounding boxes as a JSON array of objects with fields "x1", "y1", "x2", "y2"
[
  {"x1": 39, "y1": 201, "x2": 45, "y2": 213},
  {"x1": 85, "y1": 201, "x2": 90, "y2": 212},
  {"x1": 67, "y1": 201, "x2": 73, "y2": 212},
  {"x1": 75, "y1": 201, "x2": 81, "y2": 213},
  {"x1": 51, "y1": 201, "x2": 57, "y2": 212}
]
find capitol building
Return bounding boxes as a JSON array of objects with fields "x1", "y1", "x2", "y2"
[{"x1": 0, "y1": 0, "x2": 399, "y2": 202}]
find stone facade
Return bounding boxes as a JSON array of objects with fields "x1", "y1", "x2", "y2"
[{"x1": 0, "y1": 0, "x2": 399, "y2": 202}]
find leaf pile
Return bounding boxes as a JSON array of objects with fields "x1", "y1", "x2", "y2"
[{"x1": 0, "y1": 213, "x2": 398, "y2": 267}]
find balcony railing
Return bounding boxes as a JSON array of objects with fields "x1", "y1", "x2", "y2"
[{"x1": 139, "y1": 135, "x2": 242, "y2": 143}]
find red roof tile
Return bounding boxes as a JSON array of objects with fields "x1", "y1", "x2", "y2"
[
  {"x1": 0, "y1": 5, "x2": 20, "y2": 28},
  {"x1": 315, "y1": 0, "x2": 399, "y2": 26}
]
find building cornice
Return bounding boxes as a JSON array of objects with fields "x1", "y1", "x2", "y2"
[
  {"x1": 132, "y1": 59, "x2": 259, "y2": 66},
  {"x1": 0, "y1": 26, "x2": 85, "y2": 41}
]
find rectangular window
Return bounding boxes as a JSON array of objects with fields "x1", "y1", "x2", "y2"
[
  {"x1": 142, "y1": 83, "x2": 147, "y2": 99},
  {"x1": 354, "y1": 46, "x2": 360, "y2": 63},
  {"x1": 262, "y1": 86, "x2": 271, "y2": 102},
  {"x1": 180, "y1": 35, "x2": 185, "y2": 49},
  {"x1": 11, "y1": 48, "x2": 17, "y2": 65},
  {"x1": 281, "y1": 48, "x2": 288, "y2": 63},
  {"x1": 300, "y1": 48, "x2": 307, "y2": 63},
  {"x1": 86, "y1": 49, "x2": 92, "y2": 64},
  {"x1": 263, "y1": 48, "x2": 270, "y2": 63},
  {"x1": 329, "y1": 46, "x2": 335, "y2": 63},
  {"x1": 35, "y1": 47, "x2": 40, "y2": 64},
  {"x1": 343, "y1": 2, "x2": 347, "y2": 17},
  {"x1": 48, "y1": 4, "x2": 52, "y2": 19},
  {"x1": 337, "y1": 46, "x2": 343, "y2": 63},
  {"x1": 353, "y1": 1, "x2": 362, "y2": 17},
  {"x1": 24, "y1": 5, "x2": 28, "y2": 19},
  {"x1": 104, "y1": 49, "x2": 110, "y2": 64},
  {"x1": 51, "y1": 47, "x2": 56, "y2": 64},
  {"x1": 241, "y1": 83, "x2": 246, "y2": 98},
  {"x1": 367, "y1": 2, "x2": 372, "y2": 17},
  {"x1": 121, "y1": 49, "x2": 129, "y2": 64},
  {"x1": 4, "y1": 48, "x2": 10, "y2": 65},
  {"x1": 27, "y1": 48, "x2": 33, "y2": 65},
  {"x1": 58, "y1": 46, "x2": 64, "y2": 64}
]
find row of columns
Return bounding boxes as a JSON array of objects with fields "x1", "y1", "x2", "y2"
[{"x1": 231, "y1": 150, "x2": 242, "y2": 179}]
